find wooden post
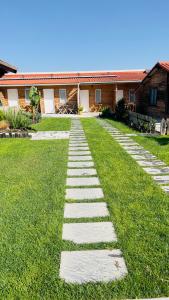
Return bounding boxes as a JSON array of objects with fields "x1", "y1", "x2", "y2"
[
  {"x1": 77, "y1": 84, "x2": 80, "y2": 109},
  {"x1": 160, "y1": 118, "x2": 166, "y2": 135},
  {"x1": 166, "y1": 118, "x2": 169, "y2": 135}
]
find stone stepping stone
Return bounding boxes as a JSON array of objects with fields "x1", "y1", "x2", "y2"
[
  {"x1": 68, "y1": 156, "x2": 92, "y2": 161},
  {"x1": 69, "y1": 151, "x2": 91, "y2": 155},
  {"x1": 69, "y1": 147, "x2": 89, "y2": 151},
  {"x1": 64, "y1": 202, "x2": 109, "y2": 218},
  {"x1": 118, "y1": 142, "x2": 139, "y2": 146},
  {"x1": 62, "y1": 222, "x2": 117, "y2": 244},
  {"x1": 67, "y1": 168, "x2": 97, "y2": 176},
  {"x1": 69, "y1": 143, "x2": 88, "y2": 147},
  {"x1": 70, "y1": 138, "x2": 86, "y2": 140},
  {"x1": 131, "y1": 154, "x2": 156, "y2": 160},
  {"x1": 126, "y1": 149, "x2": 150, "y2": 155},
  {"x1": 70, "y1": 136, "x2": 85, "y2": 138},
  {"x1": 59, "y1": 249, "x2": 127, "y2": 283},
  {"x1": 137, "y1": 160, "x2": 165, "y2": 167},
  {"x1": 153, "y1": 175, "x2": 169, "y2": 184},
  {"x1": 122, "y1": 145, "x2": 144, "y2": 150},
  {"x1": 66, "y1": 187, "x2": 104, "y2": 200},
  {"x1": 125, "y1": 134, "x2": 137, "y2": 136},
  {"x1": 68, "y1": 161, "x2": 94, "y2": 168},
  {"x1": 161, "y1": 186, "x2": 169, "y2": 193},
  {"x1": 143, "y1": 167, "x2": 169, "y2": 175},
  {"x1": 66, "y1": 177, "x2": 100, "y2": 186},
  {"x1": 113, "y1": 137, "x2": 131, "y2": 141}
]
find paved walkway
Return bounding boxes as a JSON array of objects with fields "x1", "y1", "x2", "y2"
[
  {"x1": 98, "y1": 119, "x2": 169, "y2": 194},
  {"x1": 59, "y1": 119, "x2": 128, "y2": 284},
  {"x1": 31, "y1": 131, "x2": 70, "y2": 140},
  {"x1": 42, "y1": 112, "x2": 100, "y2": 118}
]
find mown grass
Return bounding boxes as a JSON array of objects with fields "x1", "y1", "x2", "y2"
[
  {"x1": 31, "y1": 117, "x2": 71, "y2": 131},
  {"x1": 0, "y1": 118, "x2": 168, "y2": 299},
  {"x1": 81, "y1": 118, "x2": 169, "y2": 299},
  {"x1": 106, "y1": 118, "x2": 169, "y2": 165}
]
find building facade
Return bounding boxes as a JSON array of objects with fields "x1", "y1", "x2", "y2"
[
  {"x1": 136, "y1": 62, "x2": 169, "y2": 119},
  {"x1": 0, "y1": 70, "x2": 146, "y2": 113}
]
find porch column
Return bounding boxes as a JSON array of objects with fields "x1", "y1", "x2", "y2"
[
  {"x1": 77, "y1": 83, "x2": 80, "y2": 108},
  {"x1": 115, "y1": 84, "x2": 118, "y2": 103}
]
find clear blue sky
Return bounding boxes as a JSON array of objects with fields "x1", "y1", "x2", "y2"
[{"x1": 1, "y1": 0, "x2": 169, "y2": 72}]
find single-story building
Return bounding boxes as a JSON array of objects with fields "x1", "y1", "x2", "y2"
[
  {"x1": 136, "y1": 61, "x2": 169, "y2": 119},
  {"x1": 0, "y1": 70, "x2": 146, "y2": 113}
]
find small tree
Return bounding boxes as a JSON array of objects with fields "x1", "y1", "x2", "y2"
[{"x1": 29, "y1": 86, "x2": 41, "y2": 123}]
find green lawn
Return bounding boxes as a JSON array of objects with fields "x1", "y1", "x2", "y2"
[
  {"x1": 0, "y1": 118, "x2": 168, "y2": 299},
  {"x1": 31, "y1": 117, "x2": 71, "y2": 131}
]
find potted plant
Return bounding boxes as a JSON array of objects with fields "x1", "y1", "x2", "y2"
[{"x1": 78, "y1": 105, "x2": 83, "y2": 115}]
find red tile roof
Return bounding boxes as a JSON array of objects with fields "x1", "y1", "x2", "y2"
[
  {"x1": 158, "y1": 61, "x2": 169, "y2": 72},
  {"x1": 0, "y1": 70, "x2": 146, "y2": 86},
  {"x1": 135, "y1": 61, "x2": 169, "y2": 91}
]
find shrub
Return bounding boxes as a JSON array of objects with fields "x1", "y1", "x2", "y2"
[
  {"x1": 4, "y1": 109, "x2": 32, "y2": 130},
  {"x1": 0, "y1": 120, "x2": 9, "y2": 130},
  {"x1": 0, "y1": 110, "x2": 5, "y2": 121},
  {"x1": 115, "y1": 99, "x2": 129, "y2": 122},
  {"x1": 100, "y1": 107, "x2": 112, "y2": 118}
]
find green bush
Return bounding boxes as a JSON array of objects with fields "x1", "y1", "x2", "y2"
[
  {"x1": 100, "y1": 107, "x2": 112, "y2": 118},
  {"x1": 4, "y1": 109, "x2": 32, "y2": 130},
  {"x1": 115, "y1": 98, "x2": 128, "y2": 122},
  {"x1": 0, "y1": 110, "x2": 5, "y2": 121}
]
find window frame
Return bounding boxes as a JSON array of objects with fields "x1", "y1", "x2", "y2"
[
  {"x1": 149, "y1": 87, "x2": 158, "y2": 106},
  {"x1": 25, "y1": 88, "x2": 31, "y2": 105},
  {"x1": 129, "y1": 89, "x2": 135, "y2": 103},
  {"x1": 59, "y1": 89, "x2": 67, "y2": 104},
  {"x1": 95, "y1": 89, "x2": 102, "y2": 104}
]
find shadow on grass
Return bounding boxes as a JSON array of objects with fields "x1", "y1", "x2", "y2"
[{"x1": 144, "y1": 135, "x2": 169, "y2": 146}]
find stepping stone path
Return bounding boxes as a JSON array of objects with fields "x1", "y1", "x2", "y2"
[
  {"x1": 59, "y1": 119, "x2": 128, "y2": 284},
  {"x1": 98, "y1": 119, "x2": 169, "y2": 194}
]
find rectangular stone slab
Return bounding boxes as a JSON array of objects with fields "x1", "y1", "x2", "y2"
[
  {"x1": 66, "y1": 188, "x2": 104, "y2": 200},
  {"x1": 137, "y1": 160, "x2": 165, "y2": 167},
  {"x1": 66, "y1": 177, "x2": 100, "y2": 186},
  {"x1": 64, "y1": 202, "x2": 109, "y2": 218},
  {"x1": 131, "y1": 154, "x2": 157, "y2": 160},
  {"x1": 153, "y1": 175, "x2": 169, "y2": 184},
  {"x1": 70, "y1": 138, "x2": 87, "y2": 141},
  {"x1": 161, "y1": 186, "x2": 169, "y2": 193},
  {"x1": 113, "y1": 137, "x2": 131, "y2": 140},
  {"x1": 118, "y1": 142, "x2": 139, "y2": 146},
  {"x1": 143, "y1": 167, "x2": 169, "y2": 175},
  {"x1": 68, "y1": 156, "x2": 92, "y2": 161},
  {"x1": 59, "y1": 249, "x2": 128, "y2": 283},
  {"x1": 122, "y1": 145, "x2": 144, "y2": 150},
  {"x1": 69, "y1": 143, "x2": 88, "y2": 146},
  {"x1": 69, "y1": 147, "x2": 89, "y2": 151},
  {"x1": 126, "y1": 149, "x2": 150, "y2": 155},
  {"x1": 62, "y1": 222, "x2": 117, "y2": 244},
  {"x1": 69, "y1": 151, "x2": 91, "y2": 155},
  {"x1": 68, "y1": 161, "x2": 94, "y2": 168},
  {"x1": 67, "y1": 168, "x2": 97, "y2": 176}
]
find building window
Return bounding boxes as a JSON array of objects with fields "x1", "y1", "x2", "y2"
[
  {"x1": 25, "y1": 88, "x2": 30, "y2": 104},
  {"x1": 149, "y1": 88, "x2": 158, "y2": 106},
  {"x1": 95, "y1": 89, "x2": 101, "y2": 104},
  {"x1": 129, "y1": 89, "x2": 135, "y2": 102},
  {"x1": 116, "y1": 90, "x2": 124, "y2": 103},
  {"x1": 59, "y1": 89, "x2": 67, "y2": 104}
]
